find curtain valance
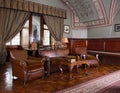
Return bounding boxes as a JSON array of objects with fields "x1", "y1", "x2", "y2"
[{"x1": 0, "y1": 0, "x2": 66, "y2": 18}]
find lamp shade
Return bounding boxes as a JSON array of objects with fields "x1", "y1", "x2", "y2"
[{"x1": 62, "y1": 37, "x2": 68, "y2": 43}]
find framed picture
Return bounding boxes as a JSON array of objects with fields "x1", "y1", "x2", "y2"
[
  {"x1": 64, "y1": 25, "x2": 70, "y2": 34},
  {"x1": 114, "y1": 24, "x2": 120, "y2": 32}
]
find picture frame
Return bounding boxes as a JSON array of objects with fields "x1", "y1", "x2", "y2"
[
  {"x1": 64, "y1": 25, "x2": 70, "y2": 34},
  {"x1": 114, "y1": 24, "x2": 120, "y2": 32}
]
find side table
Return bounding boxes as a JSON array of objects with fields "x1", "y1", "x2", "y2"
[{"x1": 59, "y1": 60, "x2": 89, "y2": 80}]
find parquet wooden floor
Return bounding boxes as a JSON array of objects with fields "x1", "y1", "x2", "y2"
[{"x1": 0, "y1": 62, "x2": 120, "y2": 93}]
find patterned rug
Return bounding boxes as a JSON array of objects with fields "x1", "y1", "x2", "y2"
[
  {"x1": 96, "y1": 80, "x2": 120, "y2": 93},
  {"x1": 54, "y1": 70, "x2": 120, "y2": 93}
]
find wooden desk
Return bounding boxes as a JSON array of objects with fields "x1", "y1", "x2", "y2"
[
  {"x1": 39, "y1": 49, "x2": 69, "y2": 76},
  {"x1": 59, "y1": 60, "x2": 89, "y2": 79}
]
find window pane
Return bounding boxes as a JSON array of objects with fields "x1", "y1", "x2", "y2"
[
  {"x1": 11, "y1": 33, "x2": 20, "y2": 45},
  {"x1": 44, "y1": 24, "x2": 48, "y2": 29},
  {"x1": 32, "y1": 15, "x2": 40, "y2": 42},
  {"x1": 24, "y1": 20, "x2": 29, "y2": 27},
  {"x1": 6, "y1": 20, "x2": 29, "y2": 46},
  {"x1": 43, "y1": 30, "x2": 50, "y2": 45},
  {"x1": 21, "y1": 28, "x2": 29, "y2": 48},
  {"x1": 6, "y1": 42, "x2": 10, "y2": 45}
]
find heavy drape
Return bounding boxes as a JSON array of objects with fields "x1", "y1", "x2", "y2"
[
  {"x1": 43, "y1": 15, "x2": 64, "y2": 42},
  {"x1": 0, "y1": 8, "x2": 30, "y2": 64}
]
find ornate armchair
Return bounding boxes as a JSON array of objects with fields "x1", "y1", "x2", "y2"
[{"x1": 10, "y1": 49, "x2": 44, "y2": 84}]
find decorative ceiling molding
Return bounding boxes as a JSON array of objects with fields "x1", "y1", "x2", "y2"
[
  {"x1": 61, "y1": 0, "x2": 117, "y2": 29},
  {"x1": 72, "y1": 14, "x2": 87, "y2": 29},
  {"x1": 98, "y1": 0, "x2": 108, "y2": 24},
  {"x1": 109, "y1": 0, "x2": 117, "y2": 24},
  {"x1": 67, "y1": 0, "x2": 99, "y2": 22},
  {"x1": 114, "y1": 0, "x2": 120, "y2": 21}
]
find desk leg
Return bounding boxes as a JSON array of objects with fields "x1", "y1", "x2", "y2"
[
  {"x1": 59, "y1": 65, "x2": 63, "y2": 74},
  {"x1": 58, "y1": 65, "x2": 63, "y2": 78},
  {"x1": 76, "y1": 65, "x2": 79, "y2": 73},
  {"x1": 69, "y1": 66, "x2": 74, "y2": 80},
  {"x1": 45, "y1": 57, "x2": 50, "y2": 76},
  {"x1": 84, "y1": 64, "x2": 89, "y2": 75}
]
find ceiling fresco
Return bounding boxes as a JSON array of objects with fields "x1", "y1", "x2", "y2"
[
  {"x1": 61, "y1": 0, "x2": 119, "y2": 29},
  {"x1": 67, "y1": 0, "x2": 99, "y2": 22}
]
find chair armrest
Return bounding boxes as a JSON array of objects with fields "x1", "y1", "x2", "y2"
[
  {"x1": 64, "y1": 55, "x2": 77, "y2": 62},
  {"x1": 28, "y1": 56, "x2": 42, "y2": 60},
  {"x1": 25, "y1": 58, "x2": 44, "y2": 67},
  {"x1": 11, "y1": 58, "x2": 27, "y2": 67},
  {"x1": 86, "y1": 55, "x2": 98, "y2": 60},
  {"x1": 11, "y1": 58, "x2": 27, "y2": 73}
]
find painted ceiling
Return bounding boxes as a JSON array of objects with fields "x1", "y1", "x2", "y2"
[{"x1": 61, "y1": 0, "x2": 120, "y2": 29}]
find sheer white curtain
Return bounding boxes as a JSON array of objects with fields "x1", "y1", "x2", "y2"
[
  {"x1": 43, "y1": 15, "x2": 64, "y2": 42},
  {"x1": 0, "y1": 8, "x2": 30, "y2": 64}
]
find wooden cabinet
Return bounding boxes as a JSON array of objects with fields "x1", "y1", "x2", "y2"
[{"x1": 68, "y1": 38, "x2": 87, "y2": 54}]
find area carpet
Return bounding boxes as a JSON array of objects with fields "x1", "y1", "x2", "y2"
[
  {"x1": 55, "y1": 70, "x2": 120, "y2": 93},
  {"x1": 96, "y1": 80, "x2": 120, "y2": 93}
]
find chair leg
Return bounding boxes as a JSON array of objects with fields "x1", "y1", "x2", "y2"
[
  {"x1": 42, "y1": 69, "x2": 45, "y2": 79},
  {"x1": 24, "y1": 80, "x2": 27, "y2": 85}
]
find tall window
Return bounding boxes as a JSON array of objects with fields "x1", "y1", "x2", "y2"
[
  {"x1": 43, "y1": 24, "x2": 50, "y2": 46},
  {"x1": 21, "y1": 20, "x2": 29, "y2": 48},
  {"x1": 32, "y1": 15, "x2": 40, "y2": 42}
]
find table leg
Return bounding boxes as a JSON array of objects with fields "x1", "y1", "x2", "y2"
[
  {"x1": 84, "y1": 64, "x2": 89, "y2": 75},
  {"x1": 69, "y1": 66, "x2": 74, "y2": 79},
  {"x1": 45, "y1": 57, "x2": 50, "y2": 76},
  {"x1": 76, "y1": 65, "x2": 79, "y2": 73},
  {"x1": 58, "y1": 65, "x2": 63, "y2": 78}
]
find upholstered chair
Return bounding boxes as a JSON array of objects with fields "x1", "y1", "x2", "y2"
[
  {"x1": 10, "y1": 49, "x2": 44, "y2": 84},
  {"x1": 75, "y1": 47, "x2": 99, "y2": 67}
]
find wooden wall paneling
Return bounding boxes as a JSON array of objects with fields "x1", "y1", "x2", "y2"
[
  {"x1": 105, "y1": 39, "x2": 120, "y2": 53},
  {"x1": 101, "y1": 54, "x2": 120, "y2": 65},
  {"x1": 69, "y1": 38, "x2": 120, "y2": 65},
  {"x1": 87, "y1": 39, "x2": 104, "y2": 51}
]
